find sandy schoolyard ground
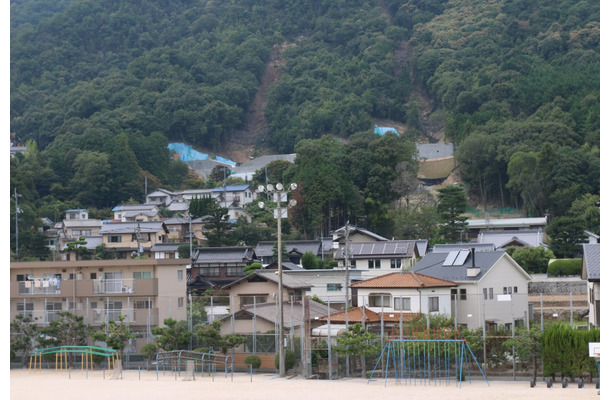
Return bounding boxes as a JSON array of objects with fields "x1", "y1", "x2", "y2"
[{"x1": 9, "y1": 369, "x2": 600, "y2": 400}]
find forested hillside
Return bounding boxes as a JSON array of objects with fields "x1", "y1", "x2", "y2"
[{"x1": 10, "y1": 0, "x2": 599, "y2": 259}]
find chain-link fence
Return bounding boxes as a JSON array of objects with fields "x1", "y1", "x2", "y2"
[{"x1": 11, "y1": 291, "x2": 594, "y2": 381}]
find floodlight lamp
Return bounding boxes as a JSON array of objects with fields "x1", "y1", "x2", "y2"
[
  {"x1": 258, "y1": 185, "x2": 265, "y2": 192},
  {"x1": 258, "y1": 201, "x2": 265, "y2": 209},
  {"x1": 289, "y1": 199, "x2": 297, "y2": 207},
  {"x1": 276, "y1": 183, "x2": 284, "y2": 191},
  {"x1": 267, "y1": 184, "x2": 274, "y2": 192},
  {"x1": 290, "y1": 183, "x2": 297, "y2": 191}
]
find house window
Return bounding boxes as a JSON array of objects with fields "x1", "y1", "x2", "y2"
[
  {"x1": 90, "y1": 273, "x2": 97, "y2": 280},
  {"x1": 16, "y1": 302, "x2": 34, "y2": 318},
  {"x1": 394, "y1": 297, "x2": 411, "y2": 310},
  {"x1": 327, "y1": 283, "x2": 343, "y2": 291},
  {"x1": 350, "y1": 259, "x2": 357, "y2": 269},
  {"x1": 369, "y1": 293, "x2": 390, "y2": 307},
  {"x1": 240, "y1": 296, "x2": 268, "y2": 308},
  {"x1": 503, "y1": 287, "x2": 513, "y2": 295},
  {"x1": 451, "y1": 288, "x2": 457, "y2": 300},
  {"x1": 483, "y1": 288, "x2": 487, "y2": 300},
  {"x1": 460, "y1": 288, "x2": 467, "y2": 300},
  {"x1": 368, "y1": 259, "x2": 381, "y2": 269},
  {"x1": 133, "y1": 271, "x2": 152, "y2": 279},
  {"x1": 134, "y1": 300, "x2": 151, "y2": 309},
  {"x1": 513, "y1": 286, "x2": 518, "y2": 293},
  {"x1": 429, "y1": 296, "x2": 439, "y2": 312},
  {"x1": 488, "y1": 288, "x2": 494, "y2": 300},
  {"x1": 227, "y1": 266, "x2": 244, "y2": 277},
  {"x1": 390, "y1": 259, "x2": 402, "y2": 269},
  {"x1": 289, "y1": 291, "x2": 303, "y2": 302},
  {"x1": 108, "y1": 236, "x2": 122, "y2": 243},
  {"x1": 201, "y1": 267, "x2": 220, "y2": 277},
  {"x1": 46, "y1": 302, "x2": 63, "y2": 322},
  {"x1": 178, "y1": 297, "x2": 184, "y2": 308}
]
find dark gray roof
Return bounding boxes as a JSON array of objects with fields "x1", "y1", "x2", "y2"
[
  {"x1": 150, "y1": 243, "x2": 185, "y2": 251},
  {"x1": 61, "y1": 236, "x2": 103, "y2": 251},
  {"x1": 336, "y1": 240, "x2": 417, "y2": 259},
  {"x1": 227, "y1": 298, "x2": 328, "y2": 328},
  {"x1": 582, "y1": 243, "x2": 600, "y2": 281},
  {"x1": 333, "y1": 226, "x2": 389, "y2": 241},
  {"x1": 478, "y1": 229, "x2": 546, "y2": 248},
  {"x1": 192, "y1": 247, "x2": 256, "y2": 263},
  {"x1": 255, "y1": 240, "x2": 322, "y2": 257},
  {"x1": 232, "y1": 154, "x2": 296, "y2": 174},
  {"x1": 222, "y1": 270, "x2": 312, "y2": 290},
  {"x1": 99, "y1": 221, "x2": 168, "y2": 234},
  {"x1": 432, "y1": 243, "x2": 495, "y2": 253},
  {"x1": 412, "y1": 250, "x2": 518, "y2": 282}
]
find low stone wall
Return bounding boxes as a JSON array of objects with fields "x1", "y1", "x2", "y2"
[{"x1": 528, "y1": 279, "x2": 586, "y2": 295}]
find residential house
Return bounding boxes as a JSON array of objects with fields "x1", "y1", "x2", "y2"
[
  {"x1": 227, "y1": 205, "x2": 253, "y2": 223},
  {"x1": 145, "y1": 189, "x2": 175, "y2": 207},
  {"x1": 255, "y1": 240, "x2": 326, "y2": 266},
  {"x1": 230, "y1": 154, "x2": 297, "y2": 181},
  {"x1": 99, "y1": 221, "x2": 169, "y2": 259},
  {"x1": 581, "y1": 243, "x2": 600, "y2": 328},
  {"x1": 465, "y1": 216, "x2": 547, "y2": 241},
  {"x1": 283, "y1": 269, "x2": 365, "y2": 306},
  {"x1": 112, "y1": 204, "x2": 160, "y2": 222},
  {"x1": 10, "y1": 258, "x2": 188, "y2": 354},
  {"x1": 189, "y1": 246, "x2": 257, "y2": 287},
  {"x1": 52, "y1": 209, "x2": 104, "y2": 260},
  {"x1": 412, "y1": 249, "x2": 532, "y2": 331},
  {"x1": 334, "y1": 240, "x2": 424, "y2": 279},
  {"x1": 218, "y1": 270, "x2": 327, "y2": 336},
  {"x1": 477, "y1": 229, "x2": 547, "y2": 250},
  {"x1": 150, "y1": 243, "x2": 185, "y2": 259},
  {"x1": 349, "y1": 272, "x2": 458, "y2": 333},
  {"x1": 211, "y1": 184, "x2": 255, "y2": 208},
  {"x1": 162, "y1": 216, "x2": 206, "y2": 246}
]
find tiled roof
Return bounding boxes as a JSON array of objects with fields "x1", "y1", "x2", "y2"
[
  {"x1": 255, "y1": 240, "x2": 322, "y2": 257},
  {"x1": 412, "y1": 250, "x2": 530, "y2": 282},
  {"x1": 222, "y1": 270, "x2": 311, "y2": 290},
  {"x1": 192, "y1": 247, "x2": 255, "y2": 263},
  {"x1": 432, "y1": 243, "x2": 495, "y2": 253},
  {"x1": 582, "y1": 243, "x2": 600, "y2": 281},
  {"x1": 350, "y1": 272, "x2": 457, "y2": 289},
  {"x1": 324, "y1": 306, "x2": 421, "y2": 324},
  {"x1": 223, "y1": 298, "x2": 328, "y2": 328},
  {"x1": 344, "y1": 240, "x2": 416, "y2": 259},
  {"x1": 99, "y1": 221, "x2": 167, "y2": 234},
  {"x1": 63, "y1": 219, "x2": 103, "y2": 228}
]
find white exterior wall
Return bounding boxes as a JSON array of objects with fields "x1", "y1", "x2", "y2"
[
  {"x1": 353, "y1": 287, "x2": 454, "y2": 316},
  {"x1": 455, "y1": 256, "x2": 531, "y2": 330}
]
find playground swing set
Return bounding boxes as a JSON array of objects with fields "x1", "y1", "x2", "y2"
[{"x1": 29, "y1": 346, "x2": 120, "y2": 374}]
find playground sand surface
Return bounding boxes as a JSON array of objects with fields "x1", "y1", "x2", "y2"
[{"x1": 9, "y1": 369, "x2": 600, "y2": 400}]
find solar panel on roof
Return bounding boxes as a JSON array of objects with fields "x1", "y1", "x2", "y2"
[
  {"x1": 454, "y1": 250, "x2": 470, "y2": 265},
  {"x1": 443, "y1": 250, "x2": 459, "y2": 266}
]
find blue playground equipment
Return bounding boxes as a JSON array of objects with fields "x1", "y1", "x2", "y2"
[{"x1": 368, "y1": 339, "x2": 489, "y2": 387}]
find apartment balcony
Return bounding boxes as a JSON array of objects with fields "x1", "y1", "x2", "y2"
[
  {"x1": 12, "y1": 278, "x2": 158, "y2": 298},
  {"x1": 11, "y1": 307, "x2": 160, "y2": 327}
]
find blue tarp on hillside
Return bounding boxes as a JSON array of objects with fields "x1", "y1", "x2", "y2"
[
  {"x1": 374, "y1": 125, "x2": 399, "y2": 136},
  {"x1": 168, "y1": 143, "x2": 209, "y2": 161},
  {"x1": 167, "y1": 143, "x2": 236, "y2": 166}
]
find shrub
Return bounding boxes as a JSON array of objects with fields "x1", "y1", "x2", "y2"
[
  {"x1": 274, "y1": 349, "x2": 296, "y2": 371},
  {"x1": 244, "y1": 354, "x2": 262, "y2": 369},
  {"x1": 547, "y1": 259, "x2": 581, "y2": 276}
]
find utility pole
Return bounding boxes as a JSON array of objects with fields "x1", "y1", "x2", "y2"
[
  {"x1": 344, "y1": 222, "x2": 351, "y2": 377},
  {"x1": 13, "y1": 188, "x2": 22, "y2": 256}
]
